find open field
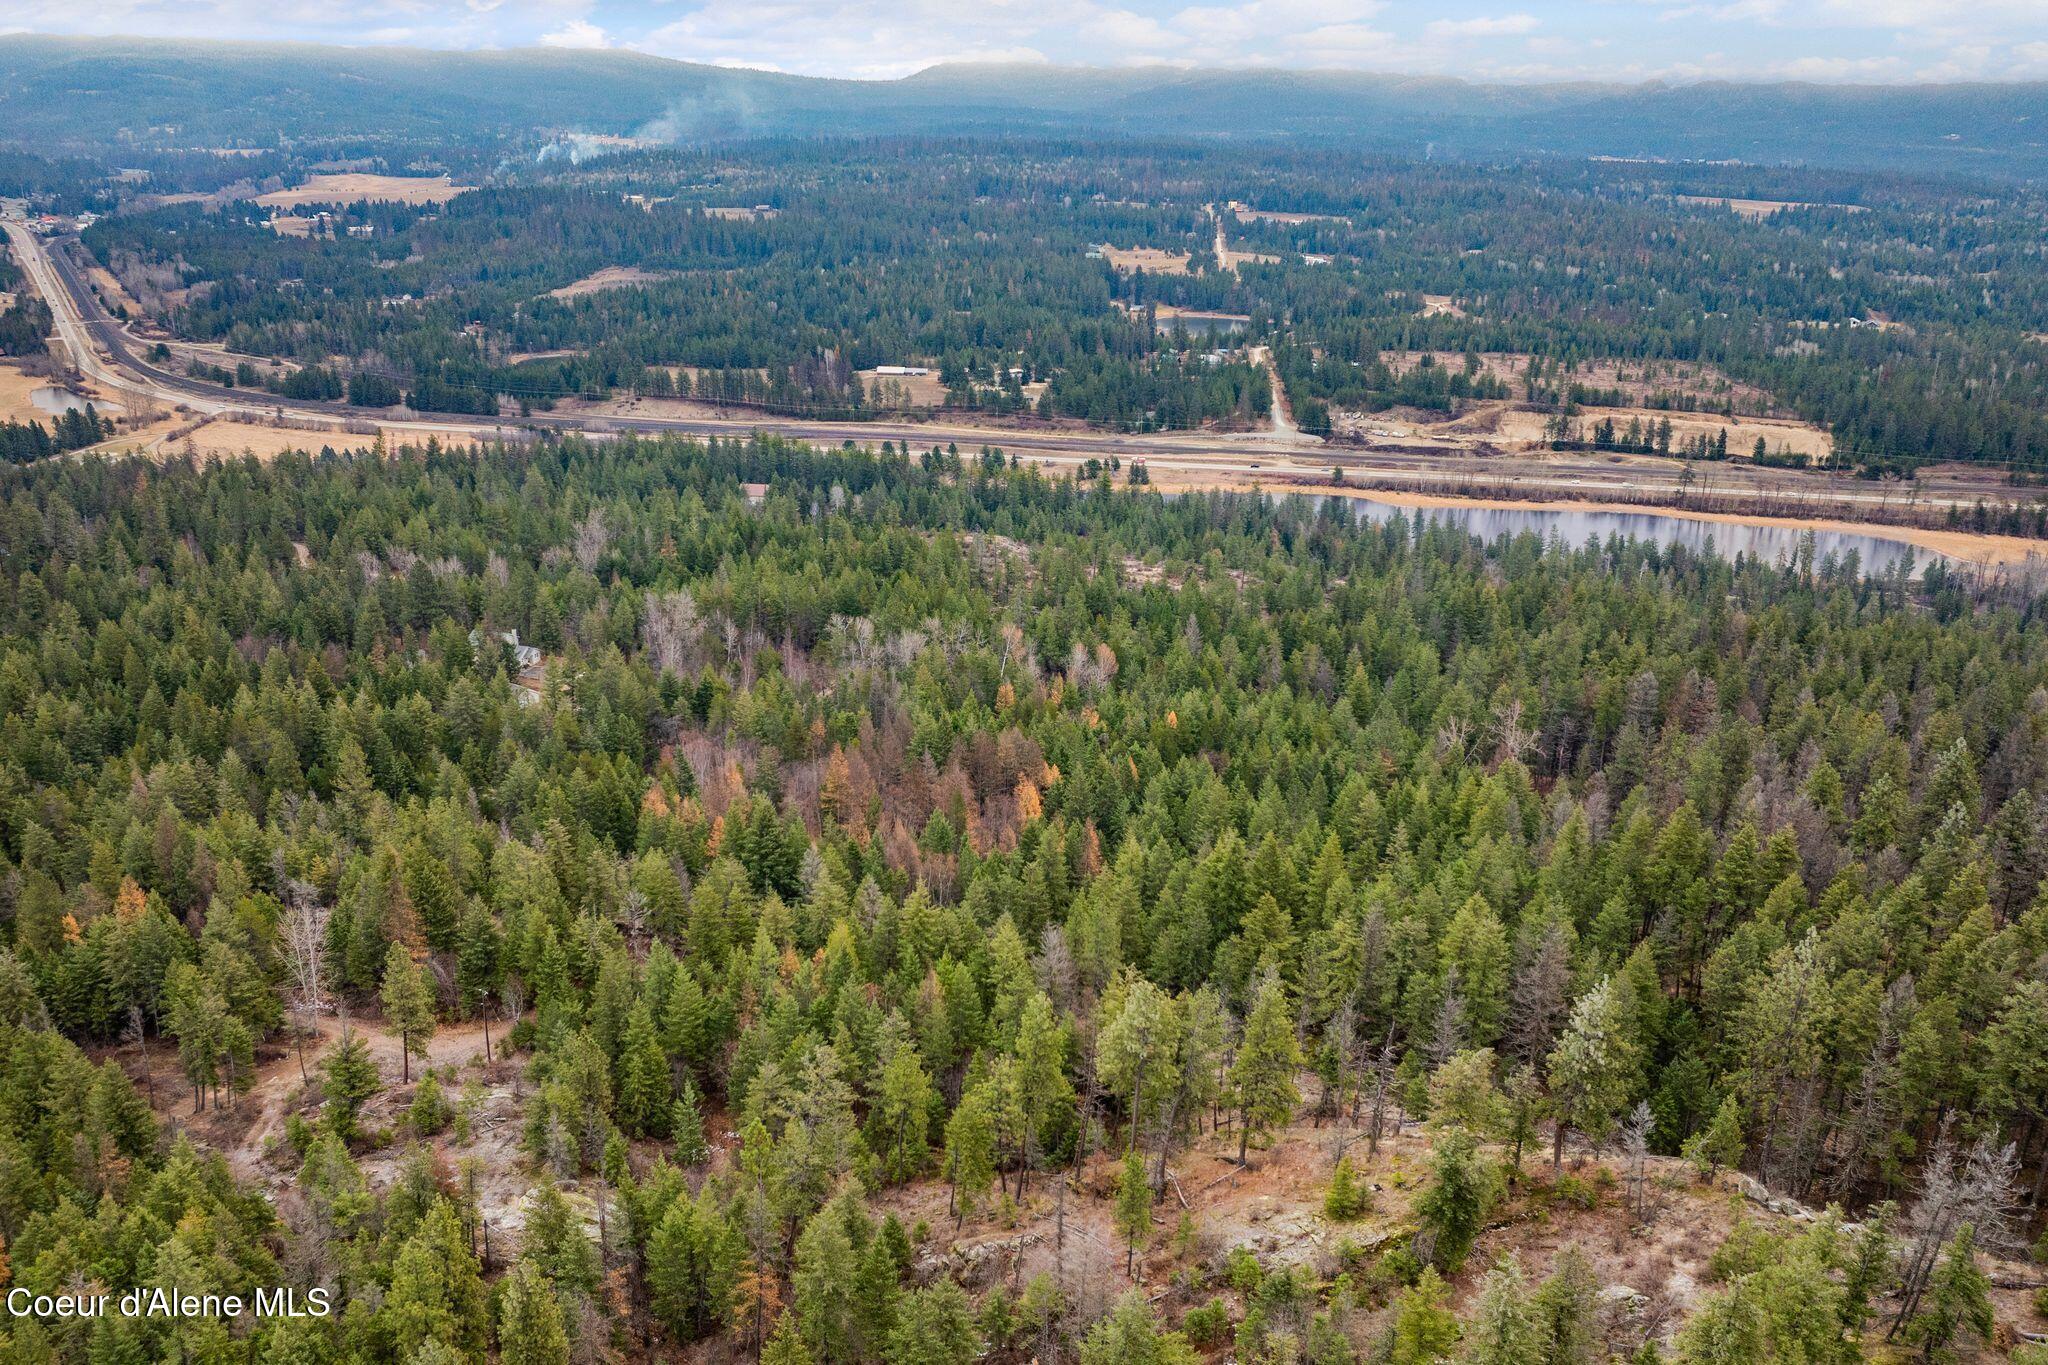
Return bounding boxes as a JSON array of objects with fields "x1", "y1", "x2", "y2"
[
  {"x1": 703, "y1": 205, "x2": 779, "y2": 220},
  {"x1": 256, "y1": 173, "x2": 472, "y2": 208},
  {"x1": 1233, "y1": 205, "x2": 1345, "y2": 224},
  {"x1": 1480, "y1": 404, "x2": 1835, "y2": 461},
  {"x1": 0, "y1": 359, "x2": 58, "y2": 423},
  {"x1": 1094, "y1": 244, "x2": 1193, "y2": 274},
  {"x1": 1383, "y1": 350, "x2": 1791, "y2": 412},
  {"x1": 87, "y1": 264, "x2": 143, "y2": 317},
  {"x1": 1419, "y1": 293, "x2": 1467, "y2": 318},
  {"x1": 859, "y1": 366, "x2": 949, "y2": 405},
  {"x1": 546, "y1": 265, "x2": 674, "y2": 299},
  {"x1": 1677, "y1": 194, "x2": 1869, "y2": 219}
]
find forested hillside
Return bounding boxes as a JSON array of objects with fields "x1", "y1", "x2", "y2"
[
  {"x1": 5, "y1": 37, "x2": 2048, "y2": 180},
  {"x1": 0, "y1": 436, "x2": 2045, "y2": 1362}
]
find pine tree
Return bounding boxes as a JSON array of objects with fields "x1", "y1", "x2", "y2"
[
  {"x1": 1683, "y1": 1094, "x2": 1745, "y2": 1181},
  {"x1": 1229, "y1": 971, "x2": 1301, "y2": 1164},
  {"x1": 943, "y1": 1084, "x2": 997, "y2": 1227},
  {"x1": 763, "y1": 1313, "x2": 817, "y2": 1365},
  {"x1": 321, "y1": 1024, "x2": 380, "y2": 1139},
  {"x1": 454, "y1": 901, "x2": 501, "y2": 1017},
  {"x1": 618, "y1": 1000, "x2": 673, "y2": 1138},
  {"x1": 872, "y1": 1042, "x2": 934, "y2": 1183},
  {"x1": 1324, "y1": 1154, "x2": 1369, "y2": 1220},
  {"x1": 1906, "y1": 1225, "x2": 1993, "y2": 1363},
  {"x1": 672, "y1": 1076, "x2": 710, "y2": 1164},
  {"x1": 1465, "y1": 1257, "x2": 1538, "y2": 1365},
  {"x1": 385, "y1": 1200, "x2": 490, "y2": 1360},
  {"x1": 793, "y1": 1205, "x2": 860, "y2": 1363},
  {"x1": 381, "y1": 942, "x2": 436, "y2": 1084},
  {"x1": 1078, "y1": 1292, "x2": 1198, "y2": 1365},
  {"x1": 404, "y1": 840, "x2": 459, "y2": 955},
  {"x1": 1414, "y1": 1129, "x2": 1497, "y2": 1274},
  {"x1": 498, "y1": 1259, "x2": 571, "y2": 1365},
  {"x1": 1532, "y1": 1247, "x2": 1602, "y2": 1365},
  {"x1": 853, "y1": 1232, "x2": 906, "y2": 1359},
  {"x1": 1388, "y1": 1267, "x2": 1459, "y2": 1365},
  {"x1": 885, "y1": 1281, "x2": 980, "y2": 1365},
  {"x1": 1114, "y1": 1148, "x2": 1154, "y2": 1276},
  {"x1": 1546, "y1": 977, "x2": 1637, "y2": 1169}
]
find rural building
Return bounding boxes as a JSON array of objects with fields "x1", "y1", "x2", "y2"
[{"x1": 874, "y1": 365, "x2": 931, "y2": 376}]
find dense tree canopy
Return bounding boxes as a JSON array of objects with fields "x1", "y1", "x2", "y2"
[{"x1": 0, "y1": 432, "x2": 2045, "y2": 1361}]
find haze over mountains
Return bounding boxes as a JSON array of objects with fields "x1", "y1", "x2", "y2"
[{"x1": 3, "y1": 34, "x2": 2046, "y2": 178}]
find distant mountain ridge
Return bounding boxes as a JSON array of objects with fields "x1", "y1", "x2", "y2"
[{"x1": 3, "y1": 35, "x2": 2045, "y2": 178}]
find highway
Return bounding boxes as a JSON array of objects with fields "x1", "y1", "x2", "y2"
[{"x1": 4, "y1": 218, "x2": 2036, "y2": 519}]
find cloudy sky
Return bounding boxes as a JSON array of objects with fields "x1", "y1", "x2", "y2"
[{"x1": 9, "y1": 0, "x2": 2048, "y2": 83}]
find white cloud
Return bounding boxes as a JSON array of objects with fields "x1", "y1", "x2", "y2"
[
  {"x1": 1424, "y1": 13, "x2": 1540, "y2": 39},
  {"x1": 5, "y1": 0, "x2": 2046, "y2": 84},
  {"x1": 541, "y1": 17, "x2": 609, "y2": 47}
]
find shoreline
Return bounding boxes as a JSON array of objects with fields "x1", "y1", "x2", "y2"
[{"x1": 1136, "y1": 468, "x2": 2048, "y2": 568}]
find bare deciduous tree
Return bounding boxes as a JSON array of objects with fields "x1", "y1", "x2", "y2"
[
  {"x1": 1620, "y1": 1100, "x2": 1655, "y2": 1220},
  {"x1": 1508, "y1": 918, "x2": 1573, "y2": 1069},
  {"x1": 643, "y1": 588, "x2": 705, "y2": 677},
  {"x1": 1890, "y1": 1132, "x2": 2022, "y2": 1336},
  {"x1": 279, "y1": 877, "x2": 330, "y2": 1082}
]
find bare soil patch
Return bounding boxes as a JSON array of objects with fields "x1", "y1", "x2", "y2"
[
  {"x1": 1676, "y1": 195, "x2": 1867, "y2": 220},
  {"x1": 860, "y1": 367, "x2": 949, "y2": 406},
  {"x1": 547, "y1": 265, "x2": 675, "y2": 299},
  {"x1": 257, "y1": 174, "x2": 472, "y2": 209},
  {"x1": 1094, "y1": 245, "x2": 1194, "y2": 275},
  {"x1": 1233, "y1": 206, "x2": 1345, "y2": 225},
  {"x1": 88, "y1": 266, "x2": 144, "y2": 317},
  {"x1": 1384, "y1": 351, "x2": 1786, "y2": 414},
  {"x1": 1484, "y1": 405, "x2": 1834, "y2": 462}
]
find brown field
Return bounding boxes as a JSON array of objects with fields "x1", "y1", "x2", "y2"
[
  {"x1": 256, "y1": 174, "x2": 472, "y2": 208},
  {"x1": 61, "y1": 416, "x2": 490, "y2": 464},
  {"x1": 0, "y1": 360, "x2": 56, "y2": 424},
  {"x1": 507, "y1": 348, "x2": 587, "y2": 365},
  {"x1": 1384, "y1": 350, "x2": 1784, "y2": 412},
  {"x1": 546, "y1": 266, "x2": 674, "y2": 299},
  {"x1": 703, "y1": 206, "x2": 779, "y2": 221},
  {"x1": 859, "y1": 367, "x2": 949, "y2": 406},
  {"x1": 88, "y1": 266, "x2": 143, "y2": 318},
  {"x1": 266, "y1": 215, "x2": 324, "y2": 237},
  {"x1": 1677, "y1": 194, "x2": 1868, "y2": 220},
  {"x1": 1486, "y1": 406, "x2": 1834, "y2": 461},
  {"x1": 1094, "y1": 245, "x2": 1193, "y2": 275},
  {"x1": 1234, "y1": 207, "x2": 1344, "y2": 224},
  {"x1": 1420, "y1": 294, "x2": 1467, "y2": 318},
  {"x1": 1218, "y1": 246, "x2": 1281, "y2": 269}
]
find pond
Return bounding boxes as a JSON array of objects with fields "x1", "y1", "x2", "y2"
[
  {"x1": 30, "y1": 386, "x2": 121, "y2": 417},
  {"x1": 1314, "y1": 494, "x2": 1961, "y2": 577}
]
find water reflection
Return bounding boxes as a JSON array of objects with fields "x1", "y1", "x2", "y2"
[{"x1": 1333, "y1": 496, "x2": 1951, "y2": 577}]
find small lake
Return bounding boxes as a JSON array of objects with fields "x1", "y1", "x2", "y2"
[
  {"x1": 1338, "y1": 497, "x2": 1950, "y2": 576},
  {"x1": 31, "y1": 386, "x2": 122, "y2": 417},
  {"x1": 1174, "y1": 490, "x2": 1972, "y2": 576}
]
